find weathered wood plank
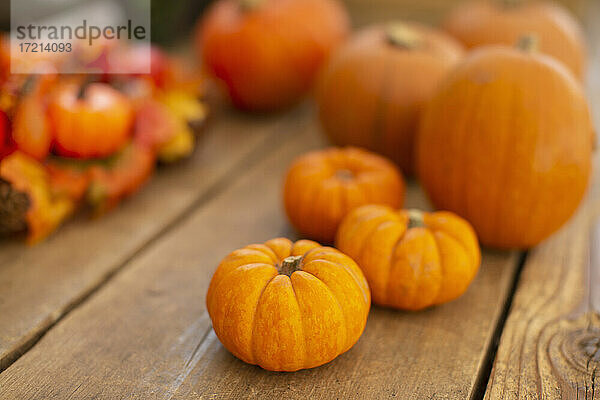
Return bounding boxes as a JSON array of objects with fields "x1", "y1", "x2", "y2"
[
  {"x1": 0, "y1": 117, "x2": 519, "y2": 400},
  {"x1": 484, "y1": 1, "x2": 600, "y2": 397},
  {"x1": 0, "y1": 103, "x2": 310, "y2": 371}
]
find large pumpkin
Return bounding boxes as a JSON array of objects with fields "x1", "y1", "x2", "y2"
[
  {"x1": 317, "y1": 22, "x2": 463, "y2": 175},
  {"x1": 284, "y1": 147, "x2": 405, "y2": 243},
  {"x1": 206, "y1": 238, "x2": 371, "y2": 371},
  {"x1": 336, "y1": 205, "x2": 480, "y2": 310},
  {"x1": 443, "y1": 0, "x2": 587, "y2": 79},
  {"x1": 198, "y1": 0, "x2": 349, "y2": 111},
  {"x1": 416, "y1": 38, "x2": 593, "y2": 249}
]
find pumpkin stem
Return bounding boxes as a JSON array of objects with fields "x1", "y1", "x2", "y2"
[
  {"x1": 279, "y1": 255, "x2": 303, "y2": 277},
  {"x1": 500, "y1": 0, "x2": 522, "y2": 8},
  {"x1": 407, "y1": 209, "x2": 425, "y2": 229},
  {"x1": 335, "y1": 169, "x2": 354, "y2": 181},
  {"x1": 385, "y1": 23, "x2": 421, "y2": 49},
  {"x1": 77, "y1": 75, "x2": 99, "y2": 100},
  {"x1": 20, "y1": 76, "x2": 37, "y2": 96},
  {"x1": 239, "y1": 0, "x2": 263, "y2": 12},
  {"x1": 516, "y1": 35, "x2": 539, "y2": 53}
]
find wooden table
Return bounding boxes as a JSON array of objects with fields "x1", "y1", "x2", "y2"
[{"x1": 1, "y1": 1, "x2": 600, "y2": 399}]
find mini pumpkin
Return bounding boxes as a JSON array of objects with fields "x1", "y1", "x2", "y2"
[
  {"x1": 317, "y1": 22, "x2": 463, "y2": 175},
  {"x1": 443, "y1": 0, "x2": 587, "y2": 79},
  {"x1": 206, "y1": 237, "x2": 371, "y2": 371},
  {"x1": 283, "y1": 147, "x2": 405, "y2": 243},
  {"x1": 198, "y1": 0, "x2": 349, "y2": 111},
  {"x1": 416, "y1": 37, "x2": 593, "y2": 249},
  {"x1": 48, "y1": 81, "x2": 134, "y2": 158},
  {"x1": 336, "y1": 205, "x2": 481, "y2": 310}
]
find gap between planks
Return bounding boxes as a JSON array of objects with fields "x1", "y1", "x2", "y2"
[{"x1": 470, "y1": 252, "x2": 528, "y2": 400}]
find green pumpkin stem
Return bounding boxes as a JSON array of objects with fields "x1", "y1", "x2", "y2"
[
  {"x1": 335, "y1": 169, "x2": 354, "y2": 181},
  {"x1": 385, "y1": 23, "x2": 421, "y2": 49},
  {"x1": 239, "y1": 0, "x2": 263, "y2": 12},
  {"x1": 20, "y1": 76, "x2": 37, "y2": 96},
  {"x1": 279, "y1": 255, "x2": 303, "y2": 277},
  {"x1": 516, "y1": 35, "x2": 539, "y2": 53},
  {"x1": 407, "y1": 209, "x2": 425, "y2": 229},
  {"x1": 76, "y1": 75, "x2": 101, "y2": 100},
  {"x1": 501, "y1": 0, "x2": 522, "y2": 8}
]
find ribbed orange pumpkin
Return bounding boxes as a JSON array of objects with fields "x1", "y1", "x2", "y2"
[
  {"x1": 284, "y1": 147, "x2": 405, "y2": 243},
  {"x1": 49, "y1": 82, "x2": 134, "y2": 158},
  {"x1": 443, "y1": 0, "x2": 587, "y2": 79},
  {"x1": 198, "y1": 0, "x2": 349, "y2": 111},
  {"x1": 336, "y1": 205, "x2": 481, "y2": 310},
  {"x1": 317, "y1": 22, "x2": 463, "y2": 175},
  {"x1": 416, "y1": 38, "x2": 593, "y2": 249},
  {"x1": 206, "y1": 238, "x2": 371, "y2": 371}
]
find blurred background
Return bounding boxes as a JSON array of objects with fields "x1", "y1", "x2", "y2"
[{"x1": 0, "y1": 0, "x2": 590, "y2": 46}]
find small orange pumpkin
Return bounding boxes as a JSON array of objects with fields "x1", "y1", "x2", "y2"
[
  {"x1": 336, "y1": 205, "x2": 481, "y2": 310},
  {"x1": 206, "y1": 237, "x2": 371, "y2": 371},
  {"x1": 49, "y1": 81, "x2": 134, "y2": 158},
  {"x1": 317, "y1": 22, "x2": 463, "y2": 175},
  {"x1": 284, "y1": 147, "x2": 405, "y2": 243},
  {"x1": 443, "y1": 0, "x2": 587, "y2": 79},
  {"x1": 416, "y1": 37, "x2": 593, "y2": 249},
  {"x1": 198, "y1": 0, "x2": 349, "y2": 111}
]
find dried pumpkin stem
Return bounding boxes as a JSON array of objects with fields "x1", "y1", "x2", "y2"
[
  {"x1": 279, "y1": 255, "x2": 303, "y2": 277},
  {"x1": 516, "y1": 35, "x2": 539, "y2": 53},
  {"x1": 20, "y1": 76, "x2": 37, "y2": 96},
  {"x1": 335, "y1": 169, "x2": 354, "y2": 181},
  {"x1": 500, "y1": 0, "x2": 522, "y2": 8},
  {"x1": 407, "y1": 209, "x2": 425, "y2": 229},
  {"x1": 385, "y1": 23, "x2": 421, "y2": 49},
  {"x1": 77, "y1": 75, "x2": 100, "y2": 99},
  {"x1": 239, "y1": 0, "x2": 263, "y2": 12}
]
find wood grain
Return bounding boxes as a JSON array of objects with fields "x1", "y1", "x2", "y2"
[
  {"x1": 0, "y1": 119, "x2": 520, "y2": 400},
  {"x1": 0, "y1": 103, "x2": 309, "y2": 372}
]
